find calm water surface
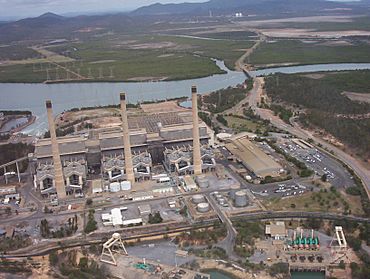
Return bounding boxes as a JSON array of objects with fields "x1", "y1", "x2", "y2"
[{"x1": 1, "y1": 60, "x2": 370, "y2": 135}]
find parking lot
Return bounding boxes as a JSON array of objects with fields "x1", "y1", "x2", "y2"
[
  {"x1": 250, "y1": 182, "x2": 311, "y2": 198},
  {"x1": 277, "y1": 139, "x2": 355, "y2": 189}
]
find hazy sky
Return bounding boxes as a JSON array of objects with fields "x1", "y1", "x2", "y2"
[{"x1": 0, "y1": 0, "x2": 205, "y2": 19}]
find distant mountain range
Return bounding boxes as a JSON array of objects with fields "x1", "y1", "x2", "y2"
[
  {"x1": 0, "y1": 12, "x2": 136, "y2": 43},
  {"x1": 132, "y1": 0, "x2": 369, "y2": 16},
  {"x1": 0, "y1": 0, "x2": 369, "y2": 43}
]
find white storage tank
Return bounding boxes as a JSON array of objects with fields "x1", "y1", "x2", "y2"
[
  {"x1": 192, "y1": 194, "x2": 205, "y2": 204},
  {"x1": 109, "y1": 182, "x2": 121, "y2": 192},
  {"x1": 235, "y1": 190, "x2": 248, "y2": 207},
  {"x1": 215, "y1": 195, "x2": 223, "y2": 201},
  {"x1": 196, "y1": 175, "x2": 209, "y2": 188},
  {"x1": 218, "y1": 198, "x2": 225, "y2": 204},
  {"x1": 197, "y1": 202, "x2": 210, "y2": 213},
  {"x1": 120, "y1": 181, "x2": 131, "y2": 191}
]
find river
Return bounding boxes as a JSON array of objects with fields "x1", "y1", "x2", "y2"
[{"x1": 1, "y1": 60, "x2": 370, "y2": 135}]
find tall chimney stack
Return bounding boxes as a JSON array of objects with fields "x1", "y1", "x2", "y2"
[
  {"x1": 192, "y1": 86, "x2": 202, "y2": 175},
  {"x1": 120, "y1": 93, "x2": 135, "y2": 184},
  {"x1": 46, "y1": 100, "x2": 66, "y2": 199}
]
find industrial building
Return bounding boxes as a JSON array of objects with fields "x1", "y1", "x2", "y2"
[
  {"x1": 163, "y1": 145, "x2": 216, "y2": 175},
  {"x1": 265, "y1": 221, "x2": 287, "y2": 240},
  {"x1": 225, "y1": 134, "x2": 282, "y2": 178},
  {"x1": 101, "y1": 207, "x2": 143, "y2": 227},
  {"x1": 32, "y1": 86, "x2": 215, "y2": 199}
]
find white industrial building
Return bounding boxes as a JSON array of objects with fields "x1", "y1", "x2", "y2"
[{"x1": 101, "y1": 207, "x2": 143, "y2": 227}]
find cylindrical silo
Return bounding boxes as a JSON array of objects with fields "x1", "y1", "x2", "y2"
[
  {"x1": 229, "y1": 184, "x2": 240, "y2": 199},
  {"x1": 197, "y1": 202, "x2": 210, "y2": 213},
  {"x1": 192, "y1": 194, "x2": 205, "y2": 204},
  {"x1": 235, "y1": 190, "x2": 248, "y2": 207},
  {"x1": 215, "y1": 194, "x2": 223, "y2": 201},
  {"x1": 196, "y1": 175, "x2": 209, "y2": 188}
]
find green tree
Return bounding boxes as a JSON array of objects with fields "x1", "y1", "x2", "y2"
[
  {"x1": 321, "y1": 174, "x2": 328, "y2": 182},
  {"x1": 86, "y1": 198, "x2": 93, "y2": 206},
  {"x1": 148, "y1": 212, "x2": 163, "y2": 224},
  {"x1": 84, "y1": 210, "x2": 97, "y2": 234},
  {"x1": 49, "y1": 251, "x2": 58, "y2": 266}
]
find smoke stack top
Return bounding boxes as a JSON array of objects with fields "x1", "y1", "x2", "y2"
[
  {"x1": 120, "y1": 93, "x2": 126, "y2": 101},
  {"x1": 191, "y1": 85, "x2": 197, "y2": 94},
  {"x1": 46, "y1": 100, "x2": 52, "y2": 109}
]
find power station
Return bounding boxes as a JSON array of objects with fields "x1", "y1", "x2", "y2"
[{"x1": 32, "y1": 86, "x2": 215, "y2": 199}]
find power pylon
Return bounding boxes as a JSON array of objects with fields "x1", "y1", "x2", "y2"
[
  {"x1": 109, "y1": 66, "x2": 114, "y2": 78},
  {"x1": 46, "y1": 69, "x2": 50, "y2": 81},
  {"x1": 88, "y1": 68, "x2": 93, "y2": 78},
  {"x1": 98, "y1": 67, "x2": 103, "y2": 79},
  {"x1": 100, "y1": 233, "x2": 128, "y2": 266}
]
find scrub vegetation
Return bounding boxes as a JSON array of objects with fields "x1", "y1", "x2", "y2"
[
  {"x1": 0, "y1": 34, "x2": 254, "y2": 83},
  {"x1": 265, "y1": 72, "x2": 370, "y2": 158},
  {"x1": 233, "y1": 221, "x2": 264, "y2": 258},
  {"x1": 0, "y1": 143, "x2": 34, "y2": 175},
  {"x1": 265, "y1": 187, "x2": 364, "y2": 216},
  {"x1": 0, "y1": 45, "x2": 43, "y2": 61}
]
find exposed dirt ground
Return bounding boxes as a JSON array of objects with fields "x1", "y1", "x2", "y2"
[
  {"x1": 237, "y1": 15, "x2": 355, "y2": 26},
  {"x1": 342, "y1": 91, "x2": 370, "y2": 104},
  {"x1": 302, "y1": 73, "x2": 327, "y2": 79},
  {"x1": 128, "y1": 42, "x2": 177, "y2": 50},
  {"x1": 141, "y1": 101, "x2": 189, "y2": 113},
  {"x1": 258, "y1": 28, "x2": 370, "y2": 38}
]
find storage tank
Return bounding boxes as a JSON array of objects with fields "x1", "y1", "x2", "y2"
[
  {"x1": 235, "y1": 190, "x2": 248, "y2": 207},
  {"x1": 229, "y1": 184, "x2": 240, "y2": 199},
  {"x1": 109, "y1": 182, "x2": 121, "y2": 192},
  {"x1": 197, "y1": 202, "x2": 210, "y2": 213},
  {"x1": 120, "y1": 181, "x2": 131, "y2": 191},
  {"x1": 218, "y1": 198, "x2": 225, "y2": 203},
  {"x1": 196, "y1": 175, "x2": 209, "y2": 188},
  {"x1": 192, "y1": 194, "x2": 205, "y2": 204}
]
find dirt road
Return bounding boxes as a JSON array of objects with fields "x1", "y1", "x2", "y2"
[
  {"x1": 234, "y1": 29, "x2": 266, "y2": 71},
  {"x1": 223, "y1": 77, "x2": 264, "y2": 116}
]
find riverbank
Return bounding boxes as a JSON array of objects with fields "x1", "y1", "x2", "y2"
[
  {"x1": 2, "y1": 62, "x2": 370, "y2": 137},
  {"x1": 0, "y1": 114, "x2": 36, "y2": 135}
]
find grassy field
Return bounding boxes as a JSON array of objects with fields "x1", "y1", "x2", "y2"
[
  {"x1": 264, "y1": 188, "x2": 364, "y2": 216},
  {"x1": 249, "y1": 40, "x2": 370, "y2": 66},
  {"x1": 0, "y1": 63, "x2": 47, "y2": 83},
  {"x1": 136, "y1": 35, "x2": 255, "y2": 69},
  {"x1": 0, "y1": 35, "x2": 254, "y2": 82},
  {"x1": 225, "y1": 115, "x2": 261, "y2": 133}
]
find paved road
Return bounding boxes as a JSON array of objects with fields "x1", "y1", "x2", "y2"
[{"x1": 206, "y1": 193, "x2": 239, "y2": 261}]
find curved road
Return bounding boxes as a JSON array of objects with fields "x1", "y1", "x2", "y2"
[{"x1": 246, "y1": 77, "x2": 370, "y2": 197}]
